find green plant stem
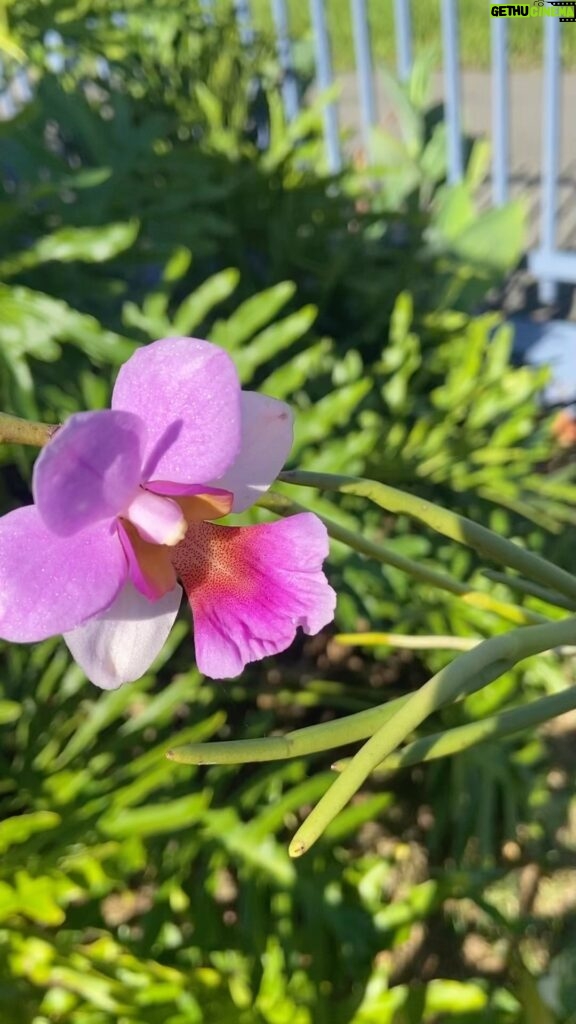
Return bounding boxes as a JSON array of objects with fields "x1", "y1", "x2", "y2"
[
  {"x1": 168, "y1": 636, "x2": 571, "y2": 768},
  {"x1": 483, "y1": 570, "x2": 576, "y2": 612},
  {"x1": 167, "y1": 693, "x2": 412, "y2": 765},
  {"x1": 335, "y1": 632, "x2": 479, "y2": 651},
  {"x1": 260, "y1": 492, "x2": 546, "y2": 626},
  {"x1": 279, "y1": 470, "x2": 576, "y2": 603},
  {"x1": 336, "y1": 631, "x2": 576, "y2": 656},
  {"x1": 332, "y1": 685, "x2": 576, "y2": 775},
  {"x1": 288, "y1": 617, "x2": 576, "y2": 857},
  {"x1": 0, "y1": 411, "x2": 57, "y2": 447}
]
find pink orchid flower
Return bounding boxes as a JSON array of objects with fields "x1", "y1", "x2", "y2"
[{"x1": 0, "y1": 337, "x2": 335, "y2": 688}]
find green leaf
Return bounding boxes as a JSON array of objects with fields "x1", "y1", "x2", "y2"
[
  {"x1": 172, "y1": 268, "x2": 240, "y2": 334},
  {"x1": 234, "y1": 305, "x2": 318, "y2": 381},
  {"x1": 163, "y1": 247, "x2": 193, "y2": 283},
  {"x1": 100, "y1": 792, "x2": 210, "y2": 838},
  {"x1": 450, "y1": 201, "x2": 525, "y2": 271},
  {"x1": 12, "y1": 872, "x2": 73, "y2": 927},
  {"x1": 294, "y1": 380, "x2": 371, "y2": 451},
  {"x1": 211, "y1": 282, "x2": 296, "y2": 349},
  {"x1": 0, "y1": 812, "x2": 61, "y2": 854},
  {"x1": 52, "y1": 683, "x2": 148, "y2": 770},
  {"x1": 261, "y1": 338, "x2": 332, "y2": 398},
  {"x1": 431, "y1": 184, "x2": 476, "y2": 241},
  {"x1": 420, "y1": 123, "x2": 447, "y2": 184},
  {"x1": 466, "y1": 137, "x2": 491, "y2": 190},
  {"x1": 424, "y1": 979, "x2": 488, "y2": 1014},
  {"x1": 0, "y1": 700, "x2": 21, "y2": 725},
  {"x1": 0, "y1": 284, "x2": 135, "y2": 368},
  {"x1": 0, "y1": 221, "x2": 139, "y2": 276},
  {"x1": 379, "y1": 64, "x2": 423, "y2": 157}
]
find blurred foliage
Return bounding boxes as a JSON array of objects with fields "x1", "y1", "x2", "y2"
[
  {"x1": 2, "y1": 1, "x2": 576, "y2": 1021},
  {"x1": 2, "y1": 619, "x2": 575, "y2": 1024}
]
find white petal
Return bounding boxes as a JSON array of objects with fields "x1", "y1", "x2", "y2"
[
  {"x1": 64, "y1": 582, "x2": 182, "y2": 689},
  {"x1": 211, "y1": 392, "x2": 293, "y2": 513}
]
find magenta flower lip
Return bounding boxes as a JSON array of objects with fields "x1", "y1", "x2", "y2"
[{"x1": 0, "y1": 337, "x2": 336, "y2": 688}]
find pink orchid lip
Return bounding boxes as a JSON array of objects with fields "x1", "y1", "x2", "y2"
[
  {"x1": 171, "y1": 513, "x2": 336, "y2": 679},
  {"x1": 122, "y1": 488, "x2": 188, "y2": 546}
]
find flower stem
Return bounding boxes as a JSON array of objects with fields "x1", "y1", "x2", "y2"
[
  {"x1": 167, "y1": 692, "x2": 412, "y2": 765},
  {"x1": 279, "y1": 470, "x2": 576, "y2": 603},
  {"x1": 335, "y1": 631, "x2": 576, "y2": 655},
  {"x1": 332, "y1": 684, "x2": 576, "y2": 775},
  {"x1": 0, "y1": 411, "x2": 57, "y2": 447},
  {"x1": 335, "y1": 632, "x2": 479, "y2": 651},
  {"x1": 483, "y1": 570, "x2": 576, "y2": 612},
  {"x1": 288, "y1": 617, "x2": 576, "y2": 857}
]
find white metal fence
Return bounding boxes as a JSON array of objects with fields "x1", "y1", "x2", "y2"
[
  {"x1": 2, "y1": 0, "x2": 575, "y2": 304},
  {"x1": 228, "y1": 0, "x2": 576, "y2": 305}
]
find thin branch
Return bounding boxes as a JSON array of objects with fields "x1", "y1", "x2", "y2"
[{"x1": 0, "y1": 412, "x2": 58, "y2": 448}]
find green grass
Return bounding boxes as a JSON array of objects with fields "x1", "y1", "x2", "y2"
[{"x1": 250, "y1": 0, "x2": 576, "y2": 71}]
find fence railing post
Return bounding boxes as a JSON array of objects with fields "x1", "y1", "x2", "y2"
[
  {"x1": 440, "y1": 0, "x2": 463, "y2": 184},
  {"x1": 491, "y1": 18, "x2": 509, "y2": 207},
  {"x1": 536, "y1": 15, "x2": 562, "y2": 305},
  {"x1": 393, "y1": 0, "x2": 412, "y2": 83},
  {"x1": 271, "y1": 0, "x2": 300, "y2": 122},
  {"x1": 309, "y1": 0, "x2": 341, "y2": 173},
  {"x1": 351, "y1": 0, "x2": 377, "y2": 158},
  {"x1": 234, "y1": 0, "x2": 254, "y2": 46}
]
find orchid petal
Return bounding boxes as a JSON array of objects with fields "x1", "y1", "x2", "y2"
[
  {"x1": 118, "y1": 521, "x2": 178, "y2": 600},
  {"x1": 64, "y1": 582, "x2": 182, "y2": 689},
  {"x1": 0, "y1": 506, "x2": 127, "y2": 642},
  {"x1": 211, "y1": 392, "x2": 293, "y2": 512},
  {"x1": 112, "y1": 336, "x2": 242, "y2": 484},
  {"x1": 33, "y1": 409, "x2": 144, "y2": 537},
  {"x1": 173, "y1": 513, "x2": 335, "y2": 678}
]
